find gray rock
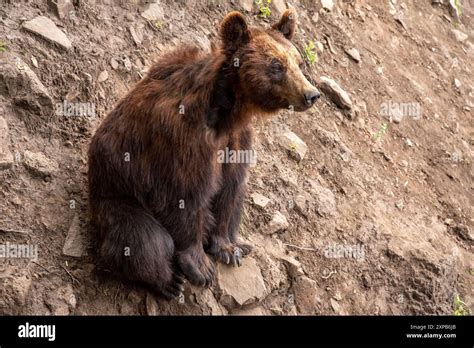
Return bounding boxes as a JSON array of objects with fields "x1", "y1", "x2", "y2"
[
  {"x1": 454, "y1": 78, "x2": 461, "y2": 88},
  {"x1": 294, "y1": 193, "x2": 310, "y2": 216},
  {"x1": 391, "y1": 105, "x2": 404, "y2": 123},
  {"x1": 315, "y1": 41, "x2": 324, "y2": 53},
  {"x1": 217, "y1": 257, "x2": 267, "y2": 307},
  {"x1": 393, "y1": 11, "x2": 407, "y2": 30},
  {"x1": 31, "y1": 56, "x2": 39, "y2": 68},
  {"x1": 345, "y1": 47, "x2": 361, "y2": 62},
  {"x1": 120, "y1": 290, "x2": 142, "y2": 315},
  {"x1": 281, "y1": 255, "x2": 304, "y2": 278},
  {"x1": 291, "y1": 276, "x2": 319, "y2": 314},
  {"x1": 146, "y1": 292, "x2": 159, "y2": 315},
  {"x1": 0, "y1": 117, "x2": 14, "y2": 170},
  {"x1": 272, "y1": 0, "x2": 287, "y2": 14},
  {"x1": 254, "y1": 251, "x2": 286, "y2": 292},
  {"x1": 321, "y1": 0, "x2": 334, "y2": 11},
  {"x1": 0, "y1": 273, "x2": 32, "y2": 315},
  {"x1": 16, "y1": 275, "x2": 33, "y2": 300},
  {"x1": 129, "y1": 25, "x2": 143, "y2": 45},
  {"x1": 307, "y1": 179, "x2": 337, "y2": 217},
  {"x1": 251, "y1": 193, "x2": 270, "y2": 208},
  {"x1": 278, "y1": 167, "x2": 298, "y2": 187},
  {"x1": 62, "y1": 214, "x2": 86, "y2": 257},
  {"x1": 23, "y1": 16, "x2": 72, "y2": 50},
  {"x1": 97, "y1": 70, "x2": 109, "y2": 83},
  {"x1": 23, "y1": 150, "x2": 58, "y2": 178},
  {"x1": 330, "y1": 298, "x2": 342, "y2": 313},
  {"x1": 233, "y1": 306, "x2": 267, "y2": 315},
  {"x1": 451, "y1": 29, "x2": 468, "y2": 42},
  {"x1": 122, "y1": 56, "x2": 132, "y2": 72},
  {"x1": 266, "y1": 211, "x2": 289, "y2": 234},
  {"x1": 0, "y1": 53, "x2": 53, "y2": 118},
  {"x1": 256, "y1": 236, "x2": 304, "y2": 277},
  {"x1": 110, "y1": 57, "x2": 119, "y2": 70},
  {"x1": 319, "y1": 76, "x2": 353, "y2": 110},
  {"x1": 195, "y1": 288, "x2": 227, "y2": 315},
  {"x1": 257, "y1": 235, "x2": 286, "y2": 259},
  {"x1": 339, "y1": 145, "x2": 352, "y2": 162},
  {"x1": 240, "y1": 0, "x2": 254, "y2": 12},
  {"x1": 141, "y1": 3, "x2": 164, "y2": 21},
  {"x1": 45, "y1": 283, "x2": 76, "y2": 315},
  {"x1": 278, "y1": 131, "x2": 308, "y2": 161},
  {"x1": 47, "y1": 0, "x2": 74, "y2": 19},
  {"x1": 453, "y1": 224, "x2": 473, "y2": 242}
]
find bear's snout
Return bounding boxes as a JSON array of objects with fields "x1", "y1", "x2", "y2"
[{"x1": 304, "y1": 89, "x2": 321, "y2": 107}]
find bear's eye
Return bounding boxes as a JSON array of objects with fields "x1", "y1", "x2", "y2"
[
  {"x1": 270, "y1": 59, "x2": 284, "y2": 73},
  {"x1": 269, "y1": 59, "x2": 285, "y2": 80}
]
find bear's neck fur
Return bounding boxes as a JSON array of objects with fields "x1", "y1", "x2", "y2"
[
  {"x1": 145, "y1": 45, "x2": 254, "y2": 138},
  {"x1": 206, "y1": 60, "x2": 248, "y2": 135}
]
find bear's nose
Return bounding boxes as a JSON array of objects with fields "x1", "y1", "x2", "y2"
[{"x1": 304, "y1": 89, "x2": 321, "y2": 106}]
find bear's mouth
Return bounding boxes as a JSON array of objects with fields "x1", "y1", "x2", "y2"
[
  {"x1": 291, "y1": 99, "x2": 316, "y2": 112},
  {"x1": 292, "y1": 104, "x2": 313, "y2": 112}
]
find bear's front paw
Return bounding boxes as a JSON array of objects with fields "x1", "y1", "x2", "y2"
[
  {"x1": 177, "y1": 246, "x2": 215, "y2": 288},
  {"x1": 156, "y1": 272, "x2": 185, "y2": 301},
  {"x1": 206, "y1": 237, "x2": 252, "y2": 267}
]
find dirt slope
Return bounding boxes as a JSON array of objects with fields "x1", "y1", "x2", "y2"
[{"x1": 0, "y1": 0, "x2": 472, "y2": 315}]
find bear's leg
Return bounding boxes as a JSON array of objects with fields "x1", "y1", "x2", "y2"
[
  {"x1": 206, "y1": 164, "x2": 252, "y2": 266},
  {"x1": 206, "y1": 134, "x2": 253, "y2": 266},
  {"x1": 174, "y1": 207, "x2": 216, "y2": 287},
  {"x1": 95, "y1": 199, "x2": 184, "y2": 300}
]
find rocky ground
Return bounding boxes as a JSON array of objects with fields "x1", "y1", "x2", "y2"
[{"x1": 0, "y1": 0, "x2": 472, "y2": 315}]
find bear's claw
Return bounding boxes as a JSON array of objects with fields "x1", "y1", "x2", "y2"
[
  {"x1": 177, "y1": 247, "x2": 215, "y2": 287},
  {"x1": 156, "y1": 272, "x2": 185, "y2": 300},
  {"x1": 207, "y1": 238, "x2": 253, "y2": 267}
]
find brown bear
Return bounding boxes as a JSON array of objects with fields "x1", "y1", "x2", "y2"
[{"x1": 88, "y1": 9, "x2": 319, "y2": 299}]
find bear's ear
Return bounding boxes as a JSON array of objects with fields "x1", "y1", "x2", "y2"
[
  {"x1": 272, "y1": 8, "x2": 297, "y2": 40},
  {"x1": 219, "y1": 11, "x2": 250, "y2": 54}
]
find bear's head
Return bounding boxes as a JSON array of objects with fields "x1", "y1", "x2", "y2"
[{"x1": 220, "y1": 9, "x2": 320, "y2": 113}]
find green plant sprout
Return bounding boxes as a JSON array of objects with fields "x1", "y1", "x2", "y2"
[
  {"x1": 154, "y1": 20, "x2": 163, "y2": 29},
  {"x1": 256, "y1": 0, "x2": 271, "y2": 19},
  {"x1": 454, "y1": 294, "x2": 469, "y2": 316},
  {"x1": 302, "y1": 41, "x2": 317, "y2": 66},
  {"x1": 453, "y1": 0, "x2": 462, "y2": 16},
  {"x1": 374, "y1": 123, "x2": 388, "y2": 140}
]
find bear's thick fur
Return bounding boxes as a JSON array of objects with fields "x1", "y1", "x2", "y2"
[{"x1": 88, "y1": 9, "x2": 319, "y2": 299}]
